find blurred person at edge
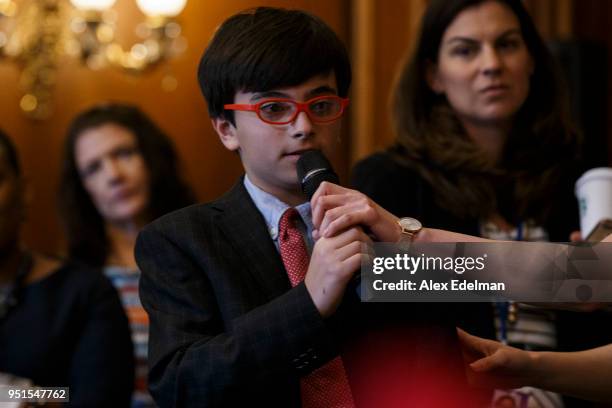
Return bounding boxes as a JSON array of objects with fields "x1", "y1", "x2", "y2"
[
  {"x1": 58, "y1": 103, "x2": 195, "y2": 408},
  {"x1": 352, "y1": 0, "x2": 611, "y2": 407},
  {"x1": 0, "y1": 129, "x2": 134, "y2": 407},
  {"x1": 458, "y1": 323, "x2": 612, "y2": 404}
]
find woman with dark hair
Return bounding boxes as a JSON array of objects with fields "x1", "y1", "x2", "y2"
[
  {"x1": 0, "y1": 129, "x2": 134, "y2": 407},
  {"x1": 60, "y1": 103, "x2": 195, "y2": 267},
  {"x1": 59, "y1": 103, "x2": 195, "y2": 407},
  {"x1": 355, "y1": 0, "x2": 578, "y2": 238},
  {"x1": 352, "y1": 0, "x2": 609, "y2": 406}
]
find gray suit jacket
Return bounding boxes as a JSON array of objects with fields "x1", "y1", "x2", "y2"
[
  {"x1": 136, "y1": 179, "x2": 339, "y2": 407},
  {"x1": 136, "y1": 178, "x2": 469, "y2": 407}
]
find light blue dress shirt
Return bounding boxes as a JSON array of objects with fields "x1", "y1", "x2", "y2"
[{"x1": 243, "y1": 175, "x2": 314, "y2": 253}]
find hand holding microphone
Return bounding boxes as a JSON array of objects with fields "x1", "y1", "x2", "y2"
[
  {"x1": 296, "y1": 151, "x2": 399, "y2": 316},
  {"x1": 297, "y1": 150, "x2": 402, "y2": 243},
  {"x1": 295, "y1": 151, "x2": 369, "y2": 316}
]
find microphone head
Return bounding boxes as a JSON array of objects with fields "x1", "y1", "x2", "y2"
[{"x1": 297, "y1": 150, "x2": 339, "y2": 200}]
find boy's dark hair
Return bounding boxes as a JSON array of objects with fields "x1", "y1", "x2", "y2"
[
  {"x1": 0, "y1": 128, "x2": 20, "y2": 176},
  {"x1": 198, "y1": 7, "x2": 351, "y2": 124}
]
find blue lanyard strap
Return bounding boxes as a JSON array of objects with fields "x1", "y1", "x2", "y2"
[
  {"x1": 496, "y1": 301, "x2": 509, "y2": 345},
  {"x1": 497, "y1": 221, "x2": 523, "y2": 344}
]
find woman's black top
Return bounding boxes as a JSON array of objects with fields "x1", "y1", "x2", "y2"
[{"x1": 0, "y1": 261, "x2": 134, "y2": 407}]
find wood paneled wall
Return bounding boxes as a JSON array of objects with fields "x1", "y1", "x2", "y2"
[{"x1": 350, "y1": 0, "x2": 427, "y2": 162}]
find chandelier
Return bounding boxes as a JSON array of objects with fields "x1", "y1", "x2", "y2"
[{"x1": 0, "y1": 0, "x2": 188, "y2": 119}]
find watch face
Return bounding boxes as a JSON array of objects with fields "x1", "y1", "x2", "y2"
[{"x1": 399, "y1": 217, "x2": 422, "y2": 232}]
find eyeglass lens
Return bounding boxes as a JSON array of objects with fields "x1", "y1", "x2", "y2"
[{"x1": 259, "y1": 97, "x2": 342, "y2": 123}]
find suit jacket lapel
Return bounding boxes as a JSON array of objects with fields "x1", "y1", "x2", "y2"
[{"x1": 212, "y1": 179, "x2": 291, "y2": 300}]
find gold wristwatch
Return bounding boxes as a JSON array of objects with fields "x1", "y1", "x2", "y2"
[{"x1": 397, "y1": 217, "x2": 422, "y2": 248}]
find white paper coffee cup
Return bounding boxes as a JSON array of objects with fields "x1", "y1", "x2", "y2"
[{"x1": 575, "y1": 167, "x2": 612, "y2": 237}]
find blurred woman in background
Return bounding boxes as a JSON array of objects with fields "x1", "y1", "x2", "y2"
[
  {"x1": 352, "y1": 0, "x2": 610, "y2": 406},
  {"x1": 59, "y1": 103, "x2": 195, "y2": 407},
  {"x1": 0, "y1": 128, "x2": 134, "y2": 407}
]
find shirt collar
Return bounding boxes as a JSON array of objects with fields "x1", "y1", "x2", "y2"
[{"x1": 243, "y1": 175, "x2": 313, "y2": 241}]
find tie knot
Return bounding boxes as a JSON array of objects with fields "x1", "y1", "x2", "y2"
[{"x1": 279, "y1": 208, "x2": 300, "y2": 234}]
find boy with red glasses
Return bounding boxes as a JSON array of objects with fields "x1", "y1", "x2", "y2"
[{"x1": 135, "y1": 7, "x2": 468, "y2": 407}]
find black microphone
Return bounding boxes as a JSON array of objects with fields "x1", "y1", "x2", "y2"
[
  {"x1": 297, "y1": 150, "x2": 363, "y2": 299},
  {"x1": 296, "y1": 150, "x2": 339, "y2": 200}
]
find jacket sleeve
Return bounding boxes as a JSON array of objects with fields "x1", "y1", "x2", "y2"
[{"x1": 135, "y1": 223, "x2": 338, "y2": 407}]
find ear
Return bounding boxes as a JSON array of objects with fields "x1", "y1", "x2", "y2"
[
  {"x1": 425, "y1": 60, "x2": 445, "y2": 94},
  {"x1": 211, "y1": 117, "x2": 240, "y2": 152}
]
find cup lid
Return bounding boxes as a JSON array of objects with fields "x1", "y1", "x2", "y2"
[{"x1": 575, "y1": 167, "x2": 612, "y2": 193}]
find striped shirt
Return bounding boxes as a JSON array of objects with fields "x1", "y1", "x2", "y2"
[{"x1": 104, "y1": 265, "x2": 156, "y2": 408}]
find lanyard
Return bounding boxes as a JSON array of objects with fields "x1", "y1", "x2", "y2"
[{"x1": 496, "y1": 222, "x2": 523, "y2": 345}]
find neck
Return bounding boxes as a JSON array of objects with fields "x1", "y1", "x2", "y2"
[
  {"x1": 461, "y1": 119, "x2": 511, "y2": 165},
  {"x1": 0, "y1": 245, "x2": 22, "y2": 285},
  {"x1": 247, "y1": 175, "x2": 307, "y2": 207},
  {"x1": 105, "y1": 219, "x2": 143, "y2": 268},
  {"x1": 276, "y1": 188, "x2": 308, "y2": 207}
]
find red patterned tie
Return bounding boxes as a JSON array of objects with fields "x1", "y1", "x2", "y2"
[{"x1": 278, "y1": 208, "x2": 355, "y2": 408}]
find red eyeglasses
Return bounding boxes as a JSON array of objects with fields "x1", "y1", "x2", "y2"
[{"x1": 224, "y1": 95, "x2": 350, "y2": 125}]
